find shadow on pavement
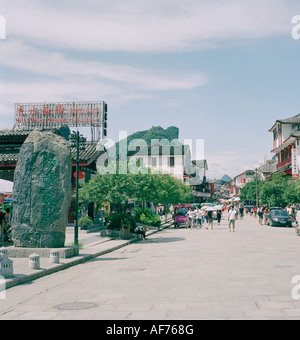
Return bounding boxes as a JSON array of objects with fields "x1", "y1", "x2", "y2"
[
  {"x1": 88, "y1": 257, "x2": 128, "y2": 262},
  {"x1": 142, "y1": 236, "x2": 185, "y2": 244}
]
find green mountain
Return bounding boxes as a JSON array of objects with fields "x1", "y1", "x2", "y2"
[
  {"x1": 112, "y1": 126, "x2": 180, "y2": 157},
  {"x1": 127, "y1": 126, "x2": 179, "y2": 145}
]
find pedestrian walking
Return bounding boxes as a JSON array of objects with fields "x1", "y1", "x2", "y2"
[
  {"x1": 239, "y1": 206, "x2": 244, "y2": 220},
  {"x1": 257, "y1": 207, "x2": 263, "y2": 225},
  {"x1": 206, "y1": 209, "x2": 213, "y2": 230},
  {"x1": 296, "y1": 207, "x2": 300, "y2": 227},
  {"x1": 186, "y1": 208, "x2": 194, "y2": 228},
  {"x1": 263, "y1": 207, "x2": 269, "y2": 225},
  {"x1": 216, "y1": 210, "x2": 222, "y2": 225},
  {"x1": 200, "y1": 208, "x2": 206, "y2": 225},
  {"x1": 253, "y1": 206, "x2": 257, "y2": 218},
  {"x1": 228, "y1": 206, "x2": 237, "y2": 232},
  {"x1": 195, "y1": 207, "x2": 202, "y2": 228}
]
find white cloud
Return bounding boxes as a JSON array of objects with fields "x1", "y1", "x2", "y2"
[
  {"x1": 0, "y1": 0, "x2": 297, "y2": 53},
  {"x1": 0, "y1": 40, "x2": 207, "y2": 91},
  {"x1": 206, "y1": 151, "x2": 269, "y2": 180}
]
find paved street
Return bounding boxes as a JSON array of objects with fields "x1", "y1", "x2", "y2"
[{"x1": 1, "y1": 214, "x2": 300, "y2": 320}]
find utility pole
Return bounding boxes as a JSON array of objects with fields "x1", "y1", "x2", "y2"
[
  {"x1": 255, "y1": 168, "x2": 258, "y2": 208},
  {"x1": 69, "y1": 130, "x2": 86, "y2": 245}
]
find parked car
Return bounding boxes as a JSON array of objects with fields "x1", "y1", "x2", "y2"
[
  {"x1": 267, "y1": 209, "x2": 292, "y2": 227},
  {"x1": 269, "y1": 207, "x2": 284, "y2": 211}
]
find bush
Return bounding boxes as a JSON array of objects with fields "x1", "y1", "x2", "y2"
[
  {"x1": 107, "y1": 213, "x2": 122, "y2": 230},
  {"x1": 78, "y1": 215, "x2": 93, "y2": 230},
  {"x1": 133, "y1": 207, "x2": 162, "y2": 228},
  {"x1": 107, "y1": 213, "x2": 137, "y2": 231},
  {"x1": 140, "y1": 213, "x2": 161, "y2": 228},
  {"x1": 133, "y1": 207, "x2": 153, "y2": 219}
]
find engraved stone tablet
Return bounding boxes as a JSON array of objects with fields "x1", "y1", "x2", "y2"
[{"x1": 12, "y1": 130, "x2": 72, "y2": 248}]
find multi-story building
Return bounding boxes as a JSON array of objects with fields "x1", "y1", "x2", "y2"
[
  {"x1": 269, "y1": 113, "x2": 300, "y2": 178},
  {"x1": 127, "y1": 142, "x2": 192, "y2": 182},
  {"x1": 187, "y1": 160, "x2": 211, "y2": 202},
  {"x1": 231, "y1": 170, "x2": 256, "y2": 196}
]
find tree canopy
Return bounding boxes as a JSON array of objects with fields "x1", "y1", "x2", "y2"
[
  {"x1": 240, "y1": 173, "x2": 300, "y2": 207},
  {"x1": 79, "y1": 169, "x2": 193, "y2": 215}
]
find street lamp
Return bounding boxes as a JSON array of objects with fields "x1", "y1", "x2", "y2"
[{"x1": 69, "y1": 131, "x2": 86, "y2": 245}]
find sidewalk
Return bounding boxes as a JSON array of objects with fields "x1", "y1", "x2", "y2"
[{"x1": 1, "y1": 216, "x2": 173, "y2": 290}]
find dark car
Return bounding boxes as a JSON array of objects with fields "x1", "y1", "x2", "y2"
[
  {"x1": 267, "y1": 210, "x2": 292, "y2": 227},
  {"x1": 270, "y1": 207, "x2": 284, "y2": 211}
]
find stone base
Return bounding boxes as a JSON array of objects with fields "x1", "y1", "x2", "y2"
[{"x1": 6, "y1": 246, "x2": 79, "y2": 259}]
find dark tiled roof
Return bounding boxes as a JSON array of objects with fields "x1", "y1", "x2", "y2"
[
  {"x1": 0, "y1": 146, "x2": 98, "y2": 164},
  {"x1": 269, "y1": 114, "x2": 300, "y2": 131},
  {"x1": 0, "y1": 129, "x2": 99, "y2": 164},
  {"x1": 70, "y1": 143, "x2": 98, "y2": 164},
  {"x1": 0, "y1": 151, "x2": 20, "y2": 163},
  {"x1": 0, "y1": 129, "x2": 31, "y2": 137},
  {"x1": 277, "y1": 113, "x2": 300, "y2": 124}
]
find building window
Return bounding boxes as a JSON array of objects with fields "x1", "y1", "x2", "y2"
[
  {"x1": 168, "y1": 157, "x2": 175, "y2": 167},
  {"x1": 136, "y1": 158, "x2": 143, "y2": 167},
  {"x1": 292, "y1": 124, "x2": 300, "y2": 131},
  {"x1": 245, "y1": 171, "x2": 254, "y2": 176}
]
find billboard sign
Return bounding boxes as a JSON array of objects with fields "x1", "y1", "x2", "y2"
[
  {"x1": 14, "y1": 101, "x2": 107, "y2": 130},
  {"x1": 292, "y1": 148, "x2": 299, "y2": 179}
]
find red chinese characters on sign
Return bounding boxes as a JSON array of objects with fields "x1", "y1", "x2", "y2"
[
  {"x1": 55, "y1": 105, "x2": 65, "y2": 115},
  {"x1": 17, "y1": 106, "x2": 24, "y2": 116},
  {"x1": 29, "y1": 107, "x2": 39, "y2": 117},
  {"x1": 15, "y1": 101, "x2": 105, "y2": 129},
  {"x1": 42, "y1": 106, "x2": 52, "y2": 115}
]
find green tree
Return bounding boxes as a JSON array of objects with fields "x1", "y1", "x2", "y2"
[
  {"x1": 79, "y1": 168, "x2": 193, "y2": 228},
  {"x1": 240, "y1": 173, "x2": 300, "y2": 207},
  {"x1": 240, "y1": 179, "x2": 264, "y2": 205}
]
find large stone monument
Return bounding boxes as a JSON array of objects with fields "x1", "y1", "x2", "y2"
[{"x1": 12, "y1": 130, "x2": 72, "y2": 248}]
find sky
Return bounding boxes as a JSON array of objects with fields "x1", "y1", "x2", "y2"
[{"x1": 0, "y1": 0, "x2": 300, "y2": 179}]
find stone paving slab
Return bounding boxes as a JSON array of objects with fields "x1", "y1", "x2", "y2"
[
  {"x1": 1, "y1": 215, "x2": 300, "y2": 320},
  {"x1": 1, "y1": 218, "x2": 173, "y2": 289}
]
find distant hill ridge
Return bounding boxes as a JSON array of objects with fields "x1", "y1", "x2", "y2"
[
  {"x1": 112, "y1": 126, "x2": 180, "y2": 156},
  {"x1": 221, "y1": 174, "x2": 232, "y2": 182},
  {"x1": 125, "y1": 126, "x2": 179, "y2": 145}
]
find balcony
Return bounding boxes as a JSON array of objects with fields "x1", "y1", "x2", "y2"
[{"x1": 277, "y1": 157, "x2": 291, "y2": 170}]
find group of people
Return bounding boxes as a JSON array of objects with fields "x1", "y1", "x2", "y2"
[
  {"x1": 0, "y1": 208, "x2": 12, "y2": 243},
  {"x1": 286, "y1": 204, "x2": 300, "y2": 225},
  {"x1": 185, "y1": 207, "x2": 223, "y2": 230},
  {"x1": 184, "y1": 204, "x2": 241, "y2": 232},
  {"x1": 245, "y1": 203, "x2": 300, "y2": 226}
]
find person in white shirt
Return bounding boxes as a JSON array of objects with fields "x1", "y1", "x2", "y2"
[
  {"x1": 186, "y1": 208, "x2": 194, "y2": 228},
  {"x1": 195, "y1": 208, "x2": 202, "y2": 228},
  {"x1": 296, "y1": 208, "x2": 300, "y2": 227},
  {"x1": 228, "y1": 206, "x2": 237, "y2": 232}
]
